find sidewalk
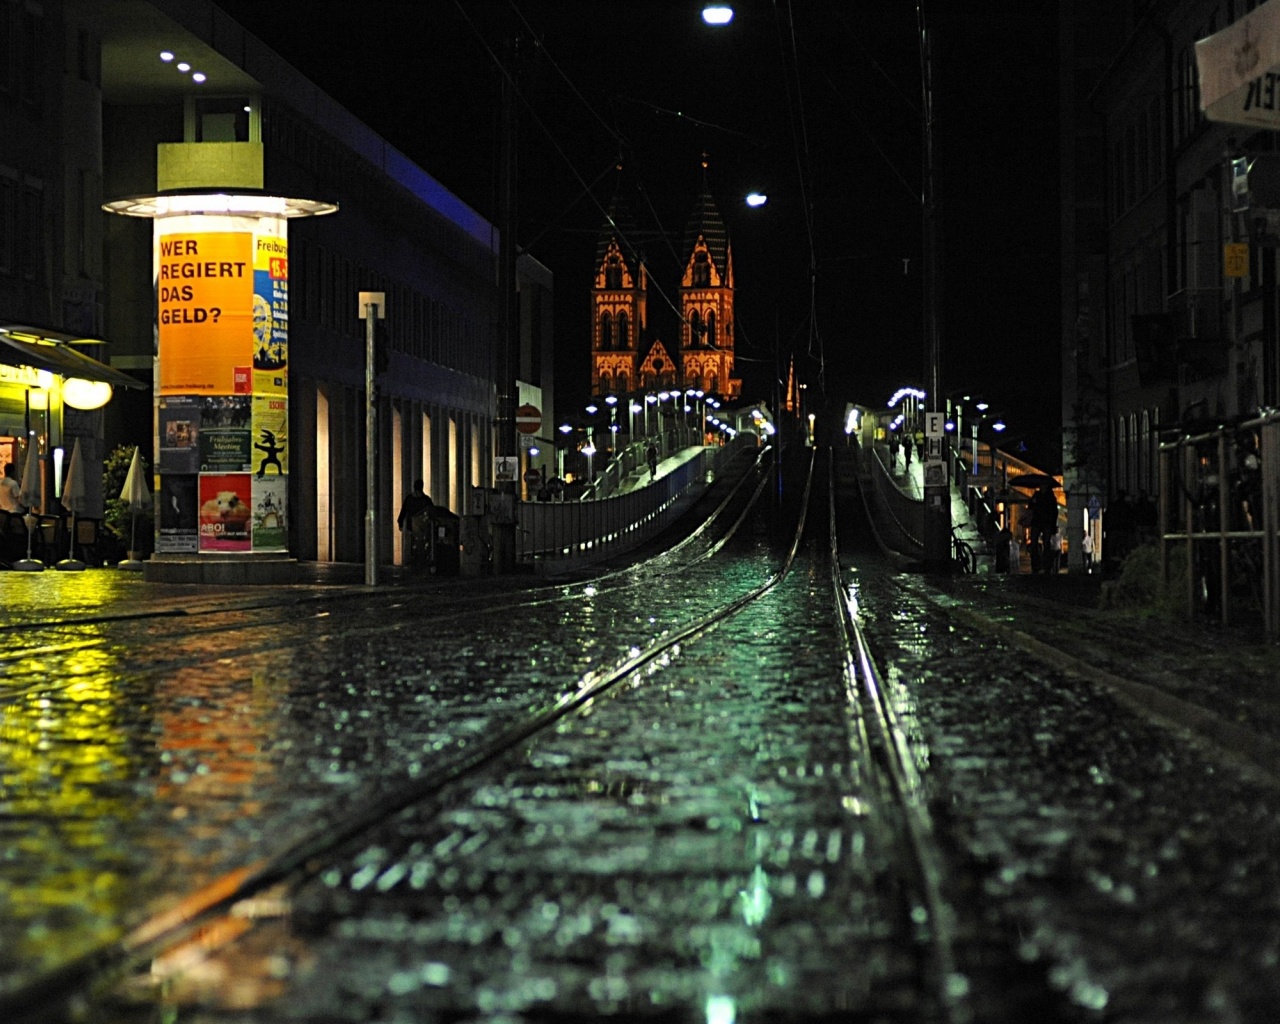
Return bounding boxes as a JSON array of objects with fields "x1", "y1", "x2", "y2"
[{"x1": 613, "y1": 445, "x2": 708, "y2": 495}]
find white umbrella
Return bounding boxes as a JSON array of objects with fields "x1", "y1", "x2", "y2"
[
  {"x1": 13, "y1": 439, "x2": 43, "y2": 571},
  {"x1": 118, "y1": 446, "x2": 150, "y2": 571},
  {"x1": 56, "y1": 438, "x2": 87, "y2": 571}
]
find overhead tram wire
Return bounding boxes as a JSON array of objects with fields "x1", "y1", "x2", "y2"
[{"x1": 451, "y1": 0, "x2": 693, "y2": 330}]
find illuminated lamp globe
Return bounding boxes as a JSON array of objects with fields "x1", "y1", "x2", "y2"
[{"x1": 63, "y1": 378, "x2": 113, "y2": 411}]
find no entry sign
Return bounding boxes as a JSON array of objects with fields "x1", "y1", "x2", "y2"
[{"x1": 515, "y1": 404, "x2": 541, "y2": 435}]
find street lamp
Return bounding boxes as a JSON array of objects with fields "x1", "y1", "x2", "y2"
[{"x1": 701, "y1": 4, "x2": 734, "y2": 25}]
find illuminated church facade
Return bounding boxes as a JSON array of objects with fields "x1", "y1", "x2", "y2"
[{"x1": 590, "y1": 174, "x2": 742, "y2": 400}]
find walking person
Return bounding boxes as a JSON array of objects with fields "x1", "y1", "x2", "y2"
[
  {"x1": 1081, "y1": 529, "x2": 1095, "y2": 573},
  {"x1": 646, "y1": 442, "x2": 659, "y2": 481},
  {"x1": 889, "y1": 434, "x2": 900, "y2": 469},
  {"x1": 1047, "y1": 526, "x2": 1062, "y2": 573},
  {"x1": 902, "y1": 434, "x2": 913, "y2": 469},
  {"x1": 397, "y1": 479, "x2": 435, "y2": 565}
]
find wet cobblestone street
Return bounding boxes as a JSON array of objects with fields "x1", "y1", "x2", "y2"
[{"x1": 4, "y1": 481, "x2": 1280, "y2": 1022}]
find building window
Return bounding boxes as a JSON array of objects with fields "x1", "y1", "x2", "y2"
[
  {"x1": 0, "y1": 2, "x2": 12, "y2": 96},
  {"x1": 605, "y1": 255, "x2": 621, "y2": 290},
  {"x1": 689, "y1": 309, "x2": 701, "y2": 347},
  {"x1": 692, "y1": 250, "x2": 710, "y2": 286},
  {"x1": 706, "y1": 311, "x2": 716, "y2": 347},
  {"x1": 600, "y1": 311, "x2": 613, "y2": 350},
  {"x1": 617, "y1": 310, "x2": 628, "y2": 349},
  {"x1": 0, "y1": 172, "x2": 14, "y2": 274},
  {"x1": 20, "y1": 178, "x2": 41, "y2": 281}
]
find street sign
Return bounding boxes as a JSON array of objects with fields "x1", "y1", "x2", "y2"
[
  {"x1": 1225, "y1": 242, "x2": 1250, "y2": 277},
  {"x1": 519, "y1": 432, "x2": 537, "y2": 449},
  {"x1": 515, "y1": 404, "x2": 541, "y2": 435},
  {"x1": 524, "y1": 467, "x2": 543, "y2": 488},
  {"x1": 925, "y1": 411, "x2": 945, "y2": 438},
  {"x1": 494, "y1": 456, "x2": 518, "y2": 484}
]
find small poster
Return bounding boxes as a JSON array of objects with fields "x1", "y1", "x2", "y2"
[
  {"x1": 157, "y1": 474, "x2": 198, "y2": 553},
  {"x1": 252, "y1": 476, "x2": 287, "y2": 551},
  {"x1": 253, "y1": 233, "x2": 288, "y2": 396},
  {"x1": 199, "y1": 395, "x2": 252, "y2": 472},
  {"x1": 159, "y1": 396, "x2": 201, "y2": 474},
  {"x1": 251, "y1": 394, "x2": 288, "y2": 478},
  {"x1": 199, "y1": 472, "x2": 253, "y2": 552}
]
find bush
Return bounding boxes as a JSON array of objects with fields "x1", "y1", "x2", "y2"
[
  {"x1": 1099, "y1": 541, "x2": 1187, "y2": 618},
  {"x1": 102, "y1": 445, "x2": 153, "y2": 558}
]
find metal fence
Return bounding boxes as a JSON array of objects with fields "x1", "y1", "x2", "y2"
[
  {"x1": 515, "y1": 436, "x2": 753, "y2": 572},
  {"x1": 1159, "y1": 410, "x2": 1280, "y2": 633}
]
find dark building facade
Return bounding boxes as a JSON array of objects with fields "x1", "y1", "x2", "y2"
[{"x1": 1061, "y1": 0, "x2": 1274, "y2": 569}]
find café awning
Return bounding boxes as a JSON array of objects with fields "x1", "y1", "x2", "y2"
[
  {"x1": 1197, "y1": 0, "x2": 1280, "y2": 128},
  {"x1": 0, "y1": 324, "x2": 144, "y2": 390}
]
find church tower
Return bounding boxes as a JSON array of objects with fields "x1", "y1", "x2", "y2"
[
  {"x1": 679, "y1": 160, "x2": 740, "y2": 398},
  {"x1": 590, "y1": 193, "x2": 646, "y2": 396}
]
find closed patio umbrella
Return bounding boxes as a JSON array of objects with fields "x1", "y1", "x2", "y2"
[
  {"x1": 118, "y1": 446, "x2": 150, "y2": 571},
  {"x1": 56, "y1": 437, "x2": 87, "y2": 571},
  {"x1": 13, "y1": 439, "x2": 44, "y2": 571}
]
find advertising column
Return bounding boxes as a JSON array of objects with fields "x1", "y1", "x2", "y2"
[{"x1": 154, "y1": 214, "x2": 290, "y2": 557}]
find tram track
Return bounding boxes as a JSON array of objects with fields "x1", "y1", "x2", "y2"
[
  {"x1": 0, "y1": 450, "x2": 772, "y2": 703},
  {"x1": 3, "y1": 446, "x2": 980, "y2": 1023}
]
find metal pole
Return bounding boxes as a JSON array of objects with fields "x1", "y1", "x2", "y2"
[
  {"x1": 364, "y1": 302, "x2": 377, "y2": 587},
  {"x1": 919, "y1": 1, "x2": 951, "y2": 570}
]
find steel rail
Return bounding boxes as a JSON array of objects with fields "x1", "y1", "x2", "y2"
[{"x1": 826, "y1": 448, "x2": 970, "y2": 1024}]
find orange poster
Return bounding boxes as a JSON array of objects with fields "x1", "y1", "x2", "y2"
[{"x1": 158, "y1": 232, "x2": 254, "y2": 396}]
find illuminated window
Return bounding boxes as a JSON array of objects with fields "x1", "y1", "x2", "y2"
[
  {"x1": 617, "y1": 311, "x2": 629, "y2": 348},
  {"x1": 600, "y1": 311, "x2": 613, "y2": 350}
]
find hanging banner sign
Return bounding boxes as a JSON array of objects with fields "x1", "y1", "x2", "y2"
[{"x1": 1197, "y1": 0, "x2": 1280, "y2": 127}]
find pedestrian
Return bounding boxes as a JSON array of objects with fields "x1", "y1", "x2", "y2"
[
  {"x1": 397, "y1": 478, "x2": 435, "y2": 530},
  {"x1": 889, "y1": 434, "x2": 900, "y2": 468},
  {"x1": 1007, "y1": 528, "x2": 1020, "y2": 573},
  {"x1": 903, "y1": 434, "x2": 913, "y2": 468},
  {"x1": 1047, "y1": 526, "x2": 1062, "y2": 573},
  {"x1": 0, "y1": 462, "x2": 23, "y2": 513},
  {"x1": 995, "y1": 524, "x2": 1012, "y2": 573},
  {"x1": 1028, "y1": 482, "x2": 1057, "y2": 573},
  {"x1": 647, "y1": 443, "x2": 658, "y2": 480},
  {"x1": 1081, "y1": 530, "x2": 1095, "y2": 573}
]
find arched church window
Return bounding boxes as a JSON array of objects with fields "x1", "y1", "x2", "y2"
[
  {"x1": 689, "y1": 310, "x2": 702, "y2": 347},
  {"x1": 600, "y1": 372, "x2": 613, "y2": 393},
  {"x1": 605, "y1": 256, "x2": 622, "y2": 290},
  {"x1": 618, "y1": 311, "x2": 629, "y2": 349},
  {"x1": 617, "y1": 370, "x2": 629, "y2": 392},
  {"x1": 600, "y1": 312, "x2": 613, "y2": 350},
  {"x1": 692, "y1": 250, "x2": 711, "y2": 286},
  {"x1": 708, "y1": 373, "x2": 719, "y2": 393},
  {"x1": 705, "y1": 311, "x2": 716, "y2": 347}
]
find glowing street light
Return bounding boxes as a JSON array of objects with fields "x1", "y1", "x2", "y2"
[{"x1": 702, "y1": 5, "x2": 734, "y2": 25}]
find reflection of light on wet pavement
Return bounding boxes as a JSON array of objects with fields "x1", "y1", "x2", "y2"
[{"x1": 0, "y1": 625, "x2": 133, "y2": 971}]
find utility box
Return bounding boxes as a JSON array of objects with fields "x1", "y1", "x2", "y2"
[
  {"x1": 459, "y1": 515, "x2": 490, "y2": 576},
  {"x1": 431, "y1": 511, "x2": 460, "y2": 576}
]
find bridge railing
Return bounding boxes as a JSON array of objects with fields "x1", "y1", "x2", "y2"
[
  {"x1": 855, "y1": 439, "x2": 925, "y2": 558},
  {"x1": 516, "y1": 436, "x2": 753, "y2": 572}
]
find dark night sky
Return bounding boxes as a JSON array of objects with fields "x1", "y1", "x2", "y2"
[{"x1": 213, "y1": 1, "x2": 1061, "y2": 468}]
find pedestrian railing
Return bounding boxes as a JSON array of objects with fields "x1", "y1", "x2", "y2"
[
  {"x1": 855, "y1": 440, "x2": 925, "y2": 558},
  {"x1": 516, "y1": 436, "x2": 752, "y2": 571},
  {"x1": 1158, "y1": 410, "x2": 1280, "y2": 633}
]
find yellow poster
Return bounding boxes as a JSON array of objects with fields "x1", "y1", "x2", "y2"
[
  {"x1": 158, "y1": 232, "x2": 253, "y2": 395},
  {"x1": 253, "y1": 234, "x2": 289, "y2": 396},
  {"x1": 251, "y1": 393, "x2": 288, "y2": 478}
]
